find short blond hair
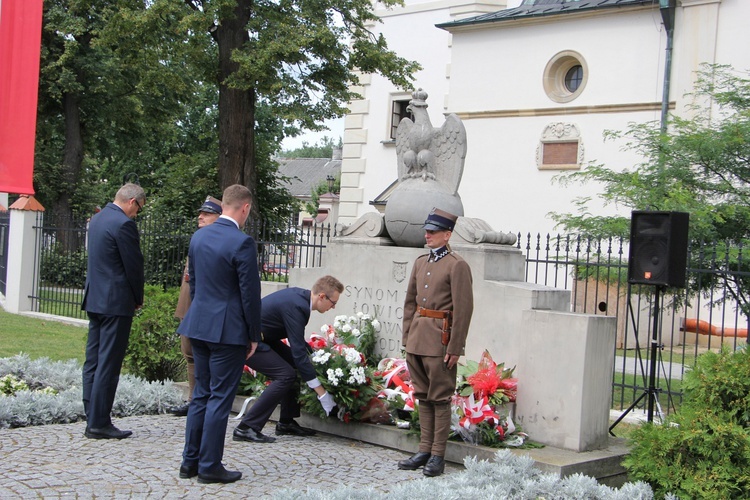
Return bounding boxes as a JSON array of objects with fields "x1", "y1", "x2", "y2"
[
  {"x1": 222, "y1": 184, "x2": 252, "y2": 210},
  {"x1": 312, "y1": 275, "x2": 344, "y2": 296}
]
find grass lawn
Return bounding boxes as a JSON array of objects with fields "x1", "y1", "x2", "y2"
[{"x1": 0, "y1": 307, "x2": 87, "y2": 364}]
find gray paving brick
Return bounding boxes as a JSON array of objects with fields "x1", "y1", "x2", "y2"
[{"x1": 0, "y1": 415, "x2": 463, "y2": 498}]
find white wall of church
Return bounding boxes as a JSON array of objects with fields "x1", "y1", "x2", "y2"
[{"x1": 447, "y1": 8, "x2": 667, "y2": 234}]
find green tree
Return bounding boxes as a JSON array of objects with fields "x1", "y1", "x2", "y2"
[
  {"x1": 282, "y1": 136, "x2": 342, "y2": 159},
  {"x1": 305, "y1": 173, "x2": 339, "y2": 215},
  {"x1": 35, "y1": 0, "x2": 217, "y2": 223},
  {"x1": 551, "y1": 64, "x2": 750, "y2": 312},
  {"x1": 181, "y1": 0, "x2": 420, "y2": 216}
]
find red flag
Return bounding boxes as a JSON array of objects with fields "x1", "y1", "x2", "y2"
[{"x1": 0, "y1": 0, "x2": 44, "y2": 195}]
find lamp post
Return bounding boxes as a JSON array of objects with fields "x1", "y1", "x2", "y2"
[{"x1": 326, "y1": 175, "x2": 335, "y2": 193}]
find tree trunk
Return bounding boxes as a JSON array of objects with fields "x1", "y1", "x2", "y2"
[
  {"x1": 51, "y1": 90, "x2": 84, "y2": 252},
  {"x1": 215, "y1": 0, "x2": 258, "y2": 217}
]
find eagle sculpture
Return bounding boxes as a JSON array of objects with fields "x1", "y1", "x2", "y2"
[{"x1": 395, "y1": 89, "x2": 467, "y2": 195}]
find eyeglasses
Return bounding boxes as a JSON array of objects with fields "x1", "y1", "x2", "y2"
[
  {"x1": 133, "y1": 198, "x2": 143, "y2": 213},
  {"x1": 324, "y1": 293, "x2": 338, "y2": 306}
]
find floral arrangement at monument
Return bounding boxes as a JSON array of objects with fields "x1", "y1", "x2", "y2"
[
  {"x1": 238, "y1": 365, "x2": 269, "y2": 397},
  {"x1": 451, "y1": 350, "x2": 525, "y2": 447},
  {"x1": 236, "y1": 311, "x2": 529, "y2": 446},
  {"x1": 299, "y1": 313, "x2": 383, "y2": 421},
  {"x1": 375, "y1": 350, "x2": 527, "y2": 448}
]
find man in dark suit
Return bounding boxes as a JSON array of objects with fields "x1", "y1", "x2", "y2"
[
  {"x1": 177, "y1": 184, "x2": 261, "y2": 485},
  {"x1": 81, "y1": 183, "x2": 145, "y2": 440},
  {"x1": 232, "y1": 276, "x2": 342, "y2": 444}
]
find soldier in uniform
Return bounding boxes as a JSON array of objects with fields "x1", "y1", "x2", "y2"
[
  {"x1": 171, "y1": 196, "x2": 222, "y2": 416},
  {"x1": 397, "y1": 208, "x2": 474, "y2": 477}
]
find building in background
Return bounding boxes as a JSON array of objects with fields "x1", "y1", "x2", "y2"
[
  {"x1": 338, "y1": 0, "x2": 749, "y2": 235},
  {"x1": 276, "y1": 149, "x2": 341, "y2": 225}
]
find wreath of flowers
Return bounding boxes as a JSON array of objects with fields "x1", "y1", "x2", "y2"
[
  {"x1": 299, "y1": 313, "x2": 384, "y2": 421},
  {"x1": 236, "y1": 311, "x2": 530, "y2": 446}
]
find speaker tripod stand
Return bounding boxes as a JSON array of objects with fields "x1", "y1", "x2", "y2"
[{"x1": 609, "y1": 285, "x2": 665, "y2": 436}]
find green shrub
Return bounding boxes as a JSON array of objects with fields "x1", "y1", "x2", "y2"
[
  {"x1": 680, "y1": 346, "x2": 750, "y2": 427},
  {"x1": 124, "y1": 285, "x2": 184, "y2": 382},
  {"x1": 0, "y1": 354, "x2": 182, "y2": 428},
  {"x1": 624, "y1": 346, "x2": 750, "y2": 498},
  {"x1": 40, "y1": 246, "x2": 87, "y2": 288}
]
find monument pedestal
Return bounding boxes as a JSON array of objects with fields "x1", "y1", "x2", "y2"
[{"x1": 290, "y1": 236, "x2": 616, "y2": 452}]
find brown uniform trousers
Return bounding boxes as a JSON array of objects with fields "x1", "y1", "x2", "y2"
[
  {"x1": 174, "y1": 259, "x2": 195, "y2": 400},
  {"x1": 402, "y1": 251, "x2": 473, "y2": 457}
]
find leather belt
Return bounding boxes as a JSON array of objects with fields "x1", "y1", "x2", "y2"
[{"x1": 417, "y1": 307, "x2": 450, "y2": 319}]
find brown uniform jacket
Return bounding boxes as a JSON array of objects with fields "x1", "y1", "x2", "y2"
[
  {"x1": 402, "y1": 251, "x2": 473, "y2": 357},
  {"x1": 174, "y1": 258, "x2": 191, "y2": 320}
]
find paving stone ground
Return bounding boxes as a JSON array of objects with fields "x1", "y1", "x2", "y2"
[{"x1": 0, "y1": 414, "x2": 464, "y2": 499}]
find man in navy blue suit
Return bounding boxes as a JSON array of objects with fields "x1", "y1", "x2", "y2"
[
  {"x1": 232, "y1": 276, "x2": 342, "y2": 444},
  {"x1": 177, "y1": 184, "x2": 261, "y2": 484},
  {"x1": 82, "y1": 183, "x2": 145, "y2": 440}
]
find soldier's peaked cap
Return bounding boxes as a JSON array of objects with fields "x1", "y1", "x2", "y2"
[{"x1": 424, "y1": 208, "x2": 457, "y2": 232}]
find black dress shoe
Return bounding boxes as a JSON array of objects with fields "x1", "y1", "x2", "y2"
[
  {"x1": 423, "y1": 455, "x2": 445, "y2": 477},
  {"x1": 197, "y1": 466, "x2": 242, "y2": 484},
  {"x1": 275, "y1": 420, "x2": 316, "y2": 436},
  {"x1": 84, "y1": 424, "x2": 132, "y2": 440},
  {"x1": 170, "y1": 402, "x2": 190, "y2": 417},
  {"x1": 232, "y1": 426, "x2": 276, "y2": 443},
  {"x1": 179, "y1": 463, "x2": 198, "y2": 479},
  {"x1": 397, "y1": 451, "x2": 431, "y2": 470}
]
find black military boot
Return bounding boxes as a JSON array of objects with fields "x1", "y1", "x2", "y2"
[
  {"x1": 423, "y1": 455, "x2": 445, "y2": 477},
  {"x1": 397, "y1": 452, "x2": 431, "y2": 470}
]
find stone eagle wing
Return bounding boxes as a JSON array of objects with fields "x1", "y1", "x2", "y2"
[
  {"x1": 431, "y1": 114, "x2": 467, "y2": 195},
  {"x1": 395, "y1": 117, "x2": 413, "y2": 181}
]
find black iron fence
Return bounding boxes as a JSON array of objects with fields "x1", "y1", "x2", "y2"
[
  {"x1": 17, "y1": 215, "x2": 750, "y2": 419},
  {"x1": 0, "y1": 211, "x2": 8, "y2": 295},
  {"x1": 29, "y1": 213, "x2": 334, "y2": 320},
  {"x1": 518, "y1": 232, "x2": 749, "y2": 419}
]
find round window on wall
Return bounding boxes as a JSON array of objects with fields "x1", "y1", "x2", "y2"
[{"x1": 544, "y1": 51, "x2": 588, "y2": 103}]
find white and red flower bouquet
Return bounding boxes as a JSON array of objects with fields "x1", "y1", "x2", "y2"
[
  {"x1": 299, "y1": 314, "x2": 383, "y2": 422},
  {"x1": 452, "y1": 349, "x2": 526, "y2": 447}
]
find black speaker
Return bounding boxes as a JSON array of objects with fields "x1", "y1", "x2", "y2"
[{"x1": 628, "y1": 211, "x2": 689, "y2": 287}]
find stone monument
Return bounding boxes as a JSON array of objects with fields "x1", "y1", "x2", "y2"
[
  {"x1": 289, "y1": 90, "x2": 615, "y2": 453},
  {"x1": 385, "y1": 89, "x2": 466, "y2": 247}
]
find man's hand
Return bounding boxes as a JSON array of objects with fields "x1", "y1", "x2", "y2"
[
  {"x1": 444, "y1": 353, "x2": 460, "y2": 370},
  {"x1": 317, "y1": 391, "x2": 336, "y2": 415},
  {"x1": 246, "y1": 341, "x2": 258, "y2": 359}
]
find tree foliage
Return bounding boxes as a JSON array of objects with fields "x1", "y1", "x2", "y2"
[
  {"x1": 33, "y1": 0, "x2": 418, "y2": 224},
  {"x1": 282, "y1": 136, "x2": 343, "y2": 159},
  {"x1": 35, "y1": 0, "x2": 219, "y2": 220},
  {"x1": 305, "y1": 173, "x2": 340, "y2": 215},
  {"x1": 182, "y1": 0, "x2": 420, "y2": 214}
]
